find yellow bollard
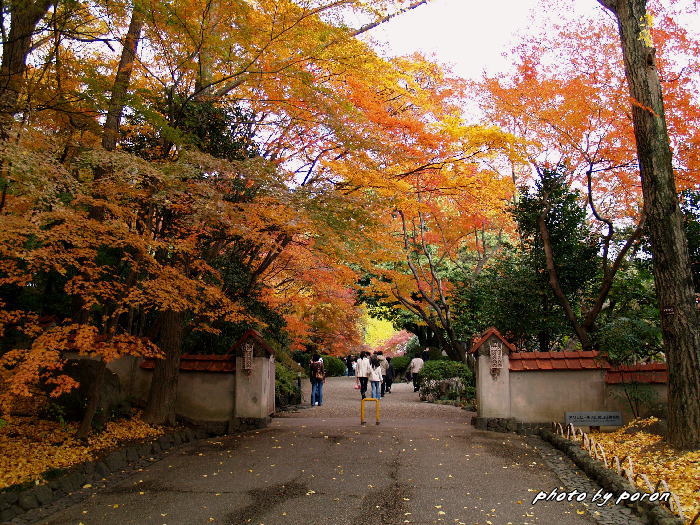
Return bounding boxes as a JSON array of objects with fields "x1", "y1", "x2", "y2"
[{"x1": 361, "y1": 398, "x2": 380, "y2": 425}]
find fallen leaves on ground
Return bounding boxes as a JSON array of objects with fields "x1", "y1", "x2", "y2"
[
  {"x1": 0, "y1": 414, "x2": 165, "y2": 489},
  {"x1": 591, "y1": 418, "x2": 699, "y2": 522}
]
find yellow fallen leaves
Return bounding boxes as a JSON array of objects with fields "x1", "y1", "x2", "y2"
[
  {"x1": 0, "y1": 414, "x2": 164, "y2": 489},
  {"x1": 591, "y1": 418, "x2": 699, "y2": 522}
]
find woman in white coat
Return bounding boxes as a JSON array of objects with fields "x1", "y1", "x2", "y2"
[
  {"x1": 368, "y1": 355, "x2": 383, "y2": 399},
  {"x1": 355, "y1": 351, "x2": 371, "y2": 399}
]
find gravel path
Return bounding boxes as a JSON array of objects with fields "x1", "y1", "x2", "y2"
[
  {"x1": 531, "y1": 438, "x2": 644, "y2": 525},
  {"x1": 24, "y1": 376, "x2": 640, "y2": 525}
]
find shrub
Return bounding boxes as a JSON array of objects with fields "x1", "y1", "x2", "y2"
[
  {"x1": 275, "y1": 345, "x2": 304, "y2": 374},
  {"x1": 275, "y1": 361, "x2": 301, "y2": 408},
  {"x1": 322, "y1": 355, "x2": 346, "y2": 377},
  {"x1": 292, "y1": 350, "x2": 311, "y2": 372},
  {"x1": 597, "y1": 317, "x2": 663, "y2": 364},
  {"x1": 420, "y1": 360, "x2": 473, "y2": 384},
  {"x1": 419, "y1": 360, "x2": 474, "y2": 401},
  {"x1": 609, "y1": 382, "x2": 660, "y2": 419},
  {"x1": 390, "y1": 356, "x2": 410, "y2": 380},
  {"x1": 404, "y1": 336, "x2": 421, "y2": 358}
]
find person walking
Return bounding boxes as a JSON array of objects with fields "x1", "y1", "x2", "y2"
[
  {"x1": 377, "y1": 351, "x2": 388, "y2": 397},
  {"x1": 385, "y1": 357, "x2": 394, "y2": 393},
  {"x1": 309, "y1": 354, "x2": 325, "y2": 406},
  {"x1": 355, "y1": 351, "x2": 371, "y2": 399},
  {"x1": 408, "y1": 354, "x2": 424, "y2": 392},
  {"x1": 345, "y1": 355, "x2": 354, "y2": 377},
  {"x1": 369, "y1": 355, "x2": 383, "y2": 399}
]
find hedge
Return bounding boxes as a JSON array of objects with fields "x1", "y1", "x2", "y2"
[{"x1": 418, "y1": 360, "x2": 474, "y2": 400}]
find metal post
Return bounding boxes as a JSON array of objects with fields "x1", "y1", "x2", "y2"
[{"x1": 360, "y1": 398, "x2": 380, "y2": 425}]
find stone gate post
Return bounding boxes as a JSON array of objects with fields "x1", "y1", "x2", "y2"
[
  {"x1": 470, "y1": 328, "x2": 514, "y2": 419},
  {"x1": 232, "y1": 330, "x2": 276, "y2": 430}
]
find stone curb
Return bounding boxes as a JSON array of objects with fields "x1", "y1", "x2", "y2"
[
  {"x1": 0, "y1": 427, "x2": 211, "y2": 523},
  {"x1": 538, "y1": 429, "x2": 684, "y2": 525},
  {"x1": 471, "y1": 415, "x2": 548, "y2": 435}
]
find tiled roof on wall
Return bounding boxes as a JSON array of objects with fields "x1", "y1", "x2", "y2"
[
  {"x1": 232, "y1": 329, "x2": 275, "y2": 356},
  {"x1": 509, "y1": 351, "x2": 608, "y2": 371},
  {"x1": 605, "y1": 363, "x2": 668, "y2": 384},
  {"x1": 140, "y1": 354, "x2": 235, "y2": 373},
  {"x1": 469, "y1": 327, "x2": 517, "y2": 354}
]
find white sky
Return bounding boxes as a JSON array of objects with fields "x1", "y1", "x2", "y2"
[
  {"x1": 362, "y1": 0, "x2": 696, "y2": 81},
  {"x1": 358, "y1": 0, "x2": 699, "y2": 122}
]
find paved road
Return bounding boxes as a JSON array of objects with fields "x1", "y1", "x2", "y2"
[{"x1": 35, "y1": 377, "x2": 611, "y2": 525}]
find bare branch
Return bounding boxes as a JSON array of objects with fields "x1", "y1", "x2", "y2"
[{"x1": 351, "y1": 1, "x2": 429, "y2": 36}]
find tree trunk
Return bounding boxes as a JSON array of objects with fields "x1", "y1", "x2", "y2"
[
  {"x1": 0, "y1": 0, "x2": 55, "y2": 140},
  {"x1": 143, "y1": 310, "x2": 185, "y2": 426},
  {"x1": 537, "y1": 207, "x2": 594, "y2": 350},
  {"x1": 75, "y1": 360, "x2": 106, "y2": 440},
  {"x1": 598, "y1": 0, "x2": 700, "y2": 449},
  {"x1": 193, "y1": 0, "x2": 217, "y2": 99},
  {"x1": 102, "y1": 6, "x2": 144, "y2": 151}
]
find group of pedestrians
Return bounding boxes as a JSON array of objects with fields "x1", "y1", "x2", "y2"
[
  {"x1": 309, "y1": 349, "x2": 429, "y2": 406},
  {"x1": 354, "y1": 351, "x2": 394, "y2": 399}
]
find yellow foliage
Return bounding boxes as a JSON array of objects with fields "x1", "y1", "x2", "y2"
[
  {"x1": 0, "y1": 414, "x2": 164, "y2": 489},
  {"x1": 591, "y1": 418, "x2": 699, "y2": 522},
  {"x1": 363, "y1": 314, "x2": 396, "y2": 348}
]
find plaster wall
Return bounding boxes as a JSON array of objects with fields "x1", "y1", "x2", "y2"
[
  {"x1": 106, "y1": 356, "x2": 140, "y2": 398},
  {"x1": 509, "y1": 370, "x2": 606, "y2": 422},
  {"x1": 109, "y1": 357, "x2": 236, "y2": 422},
  {"x1": 175, "y1": 373, "x2": 235, "y2": 422}
]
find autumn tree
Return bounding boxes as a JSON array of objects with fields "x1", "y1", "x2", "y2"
[
  {"x1": 595, "y1": 0, "x2": 699, "y2": 449},
  {"x1": 510, "y1": 167, "x2": 645, "y2": 350}
]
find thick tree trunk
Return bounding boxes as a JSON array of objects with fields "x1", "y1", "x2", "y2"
[
  {"x1": 75, "y1": 360, "x2": 106, "y2": 440},
  {"x1": 143, "y1": 310, "x2": 185, "y2": 426},
  {"x1": 598, "y1": 0, "x2": 700, "y2": 449},
  {"x1": 102, "y1": 6, "x2": 144, "y2": 151},
  {"x1": 0, "y1": 0, "x2": 55, "y2": 140}
]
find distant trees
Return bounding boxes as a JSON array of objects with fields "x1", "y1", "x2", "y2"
[{"x1": 450, "y1": 167, "x2": 654, "y2": 354}]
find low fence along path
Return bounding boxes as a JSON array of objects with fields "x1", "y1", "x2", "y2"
[{"x1": 36, "y1": 377, "x2": 621, "y2": 525}]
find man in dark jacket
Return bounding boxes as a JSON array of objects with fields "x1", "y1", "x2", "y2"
[{"x1": 385, "y1": 357, "x2": 395, "y2": 393}]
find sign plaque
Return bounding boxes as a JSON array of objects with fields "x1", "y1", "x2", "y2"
[{"x1": 565, "y1": 411, "x2": 623, "y2": 426}]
